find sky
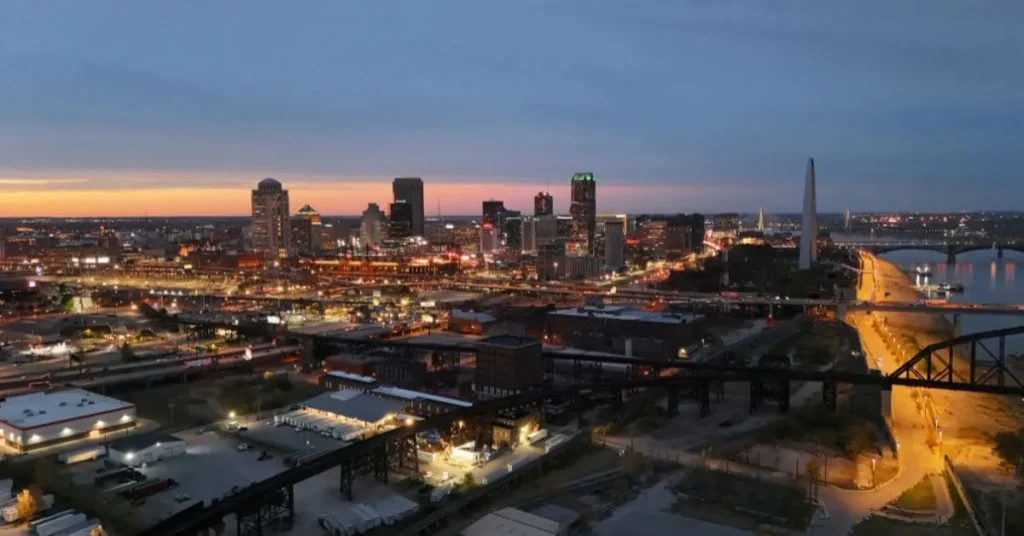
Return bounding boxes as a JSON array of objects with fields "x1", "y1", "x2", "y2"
[{"x1": 1, "y1": 1, "x2": 1022, "y2": 217}]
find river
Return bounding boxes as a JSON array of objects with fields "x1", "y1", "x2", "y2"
[{"x1": 878, "y1": 249, "x2": 1024, "y2": 353}]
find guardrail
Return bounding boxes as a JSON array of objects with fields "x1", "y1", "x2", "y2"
[{"x1": 944, "y1": 455, "x2": 987, "y2": 536}]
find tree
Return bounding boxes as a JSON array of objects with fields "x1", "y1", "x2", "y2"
[
  {"x1": 15, "y1": 488, "x2": 39, "y2": 521},
  {"x1": 458, "y1": 472, "x2": 475, "y2": 492},
  {"x1": 120, "y1": 343, "x2": 137, "y2": 363},
  {"x1": 993, "y1": 429, "x2": 1024, "y2": 475},
  {"x1": 845, "y1": 422, "x2": 873, "y2": 458}
]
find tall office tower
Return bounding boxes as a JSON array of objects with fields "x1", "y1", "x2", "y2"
[
  {"x1": 503, "y1": 212, "x2": 522, "y2": 252},
  {"x1": 534, "y1": 192, "x2": 553, "y2": 216},
  {"x1": 799, "y1": 157, "x2": 818, "y2": 270},
  {"x1": 555, "y1": 215, "x2": 573, "y2": 240},
  {"x1": 665, "y1": 216, "x2": 694, "y2": 260},
  {"x1": 290, "y1": 204, "x2": 323, "y2": 254},
  {"x1": 712, "y1": 213, "x2": 740, "y2": 237},
  {"x1": 604, "y1": 220, "x2": 625, "y2": 271},
  {"x1": 757, "y1": 207, "x2": 765, "y2": 232},
  {"x1": 388, "y1": 202, "x2": 414, "y2": 240},
  {"x1": 537, "y1": 241, "x2": 566, "y2": 280},
  {"x1": 392, "y1": 177, "x2": 424, "y2": 236},
  {"x1": 844, "y1": 208, "x2": 852, "y2": 231},
  {"x1": 535, "y1": 215, "x2": 558, "y2": 245},
  {"x1": 360, "y1": 203, "x2": 387, "y2": 247},
  {"x1": 479, "y1": 224, "x2": 499, "y2": 253},
  {"x1": 688, "y1": 213, "x2": 706, "y2": 253},
  {"x1": 482, "y1": 200, "x2": 505, "y2": 227},
  {"x1": 521, "y1": 217, "x2": 537, "y2": 253},
  {"x1": 568, "y1": 172, "x2": 596, "y2": 255},
  {"x1": 250, "y1": 177, "x2": 291, "y2": 256}
]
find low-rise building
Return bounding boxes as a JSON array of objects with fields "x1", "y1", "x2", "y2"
[
  {"x1": 474, "y1": 335, "x2": 543, "y2": 399},
  {"x1": 462, "y1": 507, "x2": 564, "y2": 536},
  {"x1": 108, "y1": 432, "x2": 186, "y2": 467},
  {"x1": 448, "y1": 310, "x2": 496, "y2": 335},
  {"x1": 0, "y1": 389, "x2": 136, "y2": 453},
  {"x1": 545, "y1": 304, "x2": 706, "y2": 360}
]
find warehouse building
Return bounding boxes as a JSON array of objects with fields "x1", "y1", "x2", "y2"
[
  {"x1": 108, "y1": 432, "x2": 186, "y2": 467},
  {"x1": 301, "y1": 390, "x2": 409, "y2": 429},
  {"x1": 545, "y1": 304, "x2": 707, "y2": 360},
  {"x1": 0, "y1": 389, "x2": 136, "y2": 453}
]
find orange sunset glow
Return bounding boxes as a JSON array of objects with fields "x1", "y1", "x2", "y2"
[{"x1": 0, "y1": 170, "x2": 713, "y2": 217}]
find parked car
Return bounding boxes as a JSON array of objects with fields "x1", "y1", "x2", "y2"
[
  {"x1": 237, "y1": 443, "x2": 250, "y2": 452},
  {"x1": 174, "y1": 493, "x2": 191, "y2": 503}
]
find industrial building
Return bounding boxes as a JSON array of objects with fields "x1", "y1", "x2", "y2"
[
  {"x1": 318, "y1": 372, "x2": 472, "y2": 417},
  {"x1": 0, "y1": 389, "x2": 136, "y2": 453},
  {"x1": 545, "y1": 304, "x2": 707, "y2": 360},
  {"x1": 300, "y1": 390, "x2": 409, "y2": 429},
  {"x1": 474, "y1": 335, "x2": 544, "y2": 399},
  {"x1": 108, "y1": 432, "x2": 186, "y2": 467}
]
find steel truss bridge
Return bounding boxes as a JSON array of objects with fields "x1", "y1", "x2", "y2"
[
  {"x1": 846, "y1": 241, "x2": 1024, "y2": 263},
  {"x1": 141, "y1": 326, "x2": 1024, "y2": 536}
]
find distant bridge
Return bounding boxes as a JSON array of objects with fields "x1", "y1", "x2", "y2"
[{"x1": 841, "y1": 241, "x2": 1024, "y2": 263}]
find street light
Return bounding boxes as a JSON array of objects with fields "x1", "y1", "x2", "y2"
[
  {"x1": 871, "y1": 456, "x2": 878, "y2": 488},
  {"x1": 229, "y1": 411, "x2": 237, "y2": 420}
]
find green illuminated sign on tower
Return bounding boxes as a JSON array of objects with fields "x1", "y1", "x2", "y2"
[{"x1": 571, "y1": 172, "x2": 594, "y2": 182}]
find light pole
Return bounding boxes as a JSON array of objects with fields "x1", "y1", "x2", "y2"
[{"x1": 871, "y1": 455, "x2": 877, "y2": 488}]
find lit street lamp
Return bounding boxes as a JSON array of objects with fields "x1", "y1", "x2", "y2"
[{"x1": 871, "y1": 455, "x2": 878, "y2": 488}]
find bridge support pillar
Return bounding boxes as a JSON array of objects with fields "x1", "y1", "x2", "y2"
[
  {"x1": 946, "y1": 246, "x2": 956, "y2": 265},
  {"x1": 822, "y1": 380, "x2": 837, "y2": 412},
  {"x1": 339, "y1": 458, "x2": 354, "y2": 500},
  {"x1": 998, "y1": 247, "x2": 1004, "y2": 259},
  {"x1": 749, "y1": 379, "x2": 763, "y2": 414},
  {"x1": 698, "y1": 380, "x2": 711, "y2": 417},
  {"x1": 372, "y1": 443, "x2": 389, "y2": 484},
  {"x1": 777, "y1": 379, "x2": 790, "y2": 414},
  {"x1": 953, "y1": 314, "x2": 962, "y2": 339},
  {"x1": 666, "y1": 385, "x2": 679, "y2": 418},
  {"x1": 836, "y1": 304, "x2": 847, "y2": 322}
]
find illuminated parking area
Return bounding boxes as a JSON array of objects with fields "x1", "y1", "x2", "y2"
[{"x1": 0, "y1": 388, "x2": 136, "y2": 453}]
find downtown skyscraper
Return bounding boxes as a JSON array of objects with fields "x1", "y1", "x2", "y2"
[
  {"x1": 392, "y1": 177, "x2": 424, "y2": 237},
  {"x1": 250, "y1": 177, "x2": 291, "y2": 256},
  {"x1": 568, "y1": 172, "x2": 596, "y2": 255},
  {"x1": 534, "y1": 192, "x2": 553, "y2": 216}
]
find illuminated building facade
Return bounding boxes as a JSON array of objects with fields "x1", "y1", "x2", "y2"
[
  {"x1": 388, "y1": 202, "x2": 414, "y2": 240},
  {"x1": 534, "y1": 192, "x2": 553, "y2": 216},
  {"x1": 250, "y1": 178, "x2": 291, "y2": 257},
  {"x1": 392, "y1": 177, "x2": 425, "y2": 237},
  {"x1": 568, "y1": 172, "x2": 596, "y2": 255},
  {"x1": 360, "y1": 203, "x2": 387, "y2": 247}
]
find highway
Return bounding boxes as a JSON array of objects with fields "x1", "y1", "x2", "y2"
[{"x1": 0, "y1": 345, "x2": 301, "y2": 397}]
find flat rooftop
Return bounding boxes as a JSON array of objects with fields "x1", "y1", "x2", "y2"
[
  {"x1": 0, "y1": 389, "x2": 134, "y2": 431},
  {"x1": 373, "y1": 386, "x2": 473, "y2": 408},
  {"x1": 550, "y1": 305, "x2": 703, "y2": 324},
  {"x1": 302, "y1": 391, "x2": 408, "y2": 424},
  {"x1": 108, "y1": 431, "x2": 183, "y2": 452},
  {"x1": 478, "y1": 335, "x2": 541, "y2": 348}
]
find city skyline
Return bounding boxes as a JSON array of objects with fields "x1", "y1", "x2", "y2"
[{"x1": 2, "y1": 2, "x2": 1022, "y2": 216}]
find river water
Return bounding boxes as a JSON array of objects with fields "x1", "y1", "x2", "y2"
[{"x1": 879, "y1": 249, "x2": 1024, "y2": 353}]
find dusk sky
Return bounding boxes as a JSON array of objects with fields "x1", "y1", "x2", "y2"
[{"x1": 1, "y1": 1, "x2": 1022, "y2": 217}]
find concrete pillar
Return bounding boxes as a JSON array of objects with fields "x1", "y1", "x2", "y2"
[
  {"x1": 946, "y1": 245, "x2": 956, "y2": 264},
  {"x1": 953, "y1": 314, "x2": 962, "y2": 339},
  {"x1": 836, "y1": 304, "x2": 847, "y2": 322},
  {"x1": 997, "y1": 247, "x2": 1004, "y2": 259}
]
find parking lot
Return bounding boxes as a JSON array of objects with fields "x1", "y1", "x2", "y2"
[
  {"x1": 67, "y1": 427, "x2": 290, "y2": 525},
  {"x1": 234, "y1": 415, "x2": 353, "y2": 453}
]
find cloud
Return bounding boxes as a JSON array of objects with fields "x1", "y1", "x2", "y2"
[{"x1": 0, "y1": 0, "x2": 1021, "y2": 212}]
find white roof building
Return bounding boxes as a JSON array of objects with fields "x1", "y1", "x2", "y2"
[{"x1": 0, "y1": 389, "x2": 136, "y2": 452}]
